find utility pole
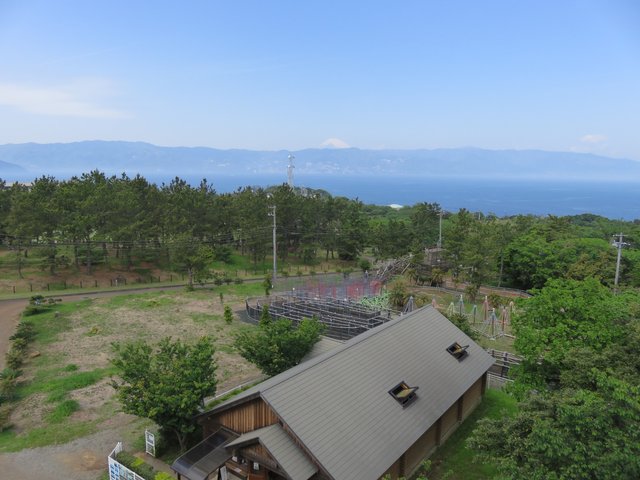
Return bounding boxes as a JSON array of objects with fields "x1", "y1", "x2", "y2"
[
  {"x1": 268, "y1": 206, "x2": 277, "y2": 284},
  {"x1": 613, "y1": 233, "x2": 628, "y2": 293}
]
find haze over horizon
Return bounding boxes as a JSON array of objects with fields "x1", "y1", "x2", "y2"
[{"x1": 1, "y1": 1, "x2": 639, "y2": 161}]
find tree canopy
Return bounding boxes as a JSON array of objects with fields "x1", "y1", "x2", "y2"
[
  {"x1": 234, "y1": 307, "x2": 324, "y2": 376},
  {"x1": 469, "y1": 279, "x2": 640, "y2": 479},
  {"x1": 111, "y1": 336, "x2": 217, "y2": 452}
]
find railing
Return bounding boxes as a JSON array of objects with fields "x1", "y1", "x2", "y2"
[
  {"x1": 108, "y1": 442, "x2": 148, "y2": 480},
  {"x1": 246, "y1": 293, "x2": 397, "y2": 341},
  {"x1": 486, "y1": 349, "x2": 522, "y2": 379}
]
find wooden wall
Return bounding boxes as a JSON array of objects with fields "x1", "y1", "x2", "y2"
[
  {"x1": 462, "y1": 377, "x2": 483, "y2": 419},
  {"x1": 404, "y1": 424, "x2": 437, "y2": 475},
  {"x1": 206, "y1": 398, "x2": 278, "y2": 434},
  {"x1": 440, "y1": 402, "x2": 460, "y2": 444}
]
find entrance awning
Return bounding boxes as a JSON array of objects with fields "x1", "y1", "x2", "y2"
[{"x1": 172, "y1": 428, "x2": 238, "y2": 480}]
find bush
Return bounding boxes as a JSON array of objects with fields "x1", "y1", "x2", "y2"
[
  {"x1": 5, "y1": 348, "x2": 24, "y2": 370},
  {"x1": 155, "y1": 473, "x2": 174, "y2": 480},
  {"x1": 0, "y1": 404, "x2": 12, "y2": 432},
  {"x1": 224, "y1": 306, "x2": 233, "y2": 325},
  {"x1": 115, "y1": 451, "x2": 157, "y2": 480},
  {"x1": 23, "y1": 305, "x2": 50, "y2": 316},
  {"x1": 359, "y1": 258, "x2": 372, "y2": 272},
  {"x1": 0, "y1": 376, "x2": 17, "y2": 402},
  {"x1": 11, "y1": 337, "x2": 28, "y2": 353},
  {"x1": 233, "y1": 277, "x2": 244, "y2": 284},
  {"x1": 10, "y1": 321, "x2": 35, "y2": 342}
]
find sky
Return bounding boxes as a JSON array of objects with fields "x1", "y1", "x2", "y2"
[{"x1": 0, "y1": 0, "x2": 639, "y2": 159}]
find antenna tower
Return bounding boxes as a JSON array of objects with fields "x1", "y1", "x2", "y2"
[{"x1": 287, "y1": 154, "x2": 295, "y2": 188}]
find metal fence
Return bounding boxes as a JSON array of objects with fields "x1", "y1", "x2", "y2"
[
  {"x1": 246, "y1": 293, "x2": 397, "y2": 341},
  {"x1": 108, "y1": 442, "x2": 148, "y2": 480}
]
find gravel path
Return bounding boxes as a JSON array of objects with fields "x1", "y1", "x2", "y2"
[{"x1": 0, "y1": 414, "x2": 136, "y2": 480}]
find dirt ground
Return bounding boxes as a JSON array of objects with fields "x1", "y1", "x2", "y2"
[{"x1": 0, "y1": 286, "x2": 260, "y2": 480}]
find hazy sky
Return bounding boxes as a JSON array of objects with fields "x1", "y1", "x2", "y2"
[{"x1": 1, "y1": 1, "x2": 639, "y2": 159}]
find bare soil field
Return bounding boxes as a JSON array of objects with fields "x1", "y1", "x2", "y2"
[{"x1": 0, "y1": 287, "x2": 261, "y2": 480}]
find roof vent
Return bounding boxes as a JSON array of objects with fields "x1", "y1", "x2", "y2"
[
  {"x1": 389, "y1": 381, "x2": 419, "y2": 408},
  {"x1": 447, "y1": 342, "x2": 469, "y2": 360}
]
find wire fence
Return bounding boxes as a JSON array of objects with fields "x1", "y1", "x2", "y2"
[{"x1": 246, "y1": 292, "x2": 397, "y2": 341}]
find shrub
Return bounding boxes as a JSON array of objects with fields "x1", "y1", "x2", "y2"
[
  {"x1": 0, "y1": 404, "x2": 12, "y2": 432},
  {"x1": 115, "y1": 451, "x2": 157, "y2": 479},
  {"x1": 233, "y1": 277, "x2": 244, "y2": 284},
  {"x1": 155, "y1": 473, "x2": 174, "y2": 480},
  {"x1": 5, "y1": 348, "x2": 24, "y2": 370},
  {"x1": 23, "y1": 305, "x2": 50, "y2": 316},
  {"x1": 359, "y1": 258, "x2": 372, "y2": 272},
  {"x1": 0, "y1": 376, "x2": 17, "y2": 402},
  {"x1": 10, "y1": 321, "x2": 35, "y2": 342},
  {"x1": 224, "y1": 306, "x2": 233, "y2": 325},
  {"x1": 11, "y1": 337, "x2": 28, "y2": 353}
]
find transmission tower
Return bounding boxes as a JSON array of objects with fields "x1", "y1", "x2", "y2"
[
  {"x1": 612, "y1": 233, "x2": 629, "y2": 292},
  {"x1": 287, "y1": 154, "x2": 295, "y2": 188}
]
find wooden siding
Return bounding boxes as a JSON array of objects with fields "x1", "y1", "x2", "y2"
[
  {"x1": 462, "y1": 377, "x2": 483, "y2": 419},
  {"x1": 405, "y1": 424, "x2": 437, "y2": 475},
  {"x1": 380, "y1": 457, "x2": 401, "y2": 479},
  {"x1": 240, "y1": 444, "x2": 278, "y2": 476},
  {"x1": 215, "y1": 398, "x2": 278, "y2": 434},
  {"x1": 440, "y1": 402, "x2": 459, "y2": 444}
]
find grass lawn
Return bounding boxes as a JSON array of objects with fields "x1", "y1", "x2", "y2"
[
  {"x1": 426, "y1": 389, "x2": 518, "y2": 480},
  {"x1": 0, "y1": 286, "x2": 262, "y2": 452}
]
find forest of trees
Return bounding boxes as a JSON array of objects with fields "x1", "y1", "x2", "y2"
[{"x1": 1, "y1": 172, "x2": 639, "y2": 291}]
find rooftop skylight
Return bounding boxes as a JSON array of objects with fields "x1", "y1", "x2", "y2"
[
  {"x1": 389, "y1": 381, "x2": 419, "y2": 407},
  {"x1": 447, "y1": 342, "x2": 469, "y2": 360}
]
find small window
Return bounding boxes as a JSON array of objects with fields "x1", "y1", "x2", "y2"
[
  {"x1": 447, "y1": 342, "x2": 469, "y2": 360},
  {"x1": 389, "y1": 381, "x2": 419, "y2": 407}
]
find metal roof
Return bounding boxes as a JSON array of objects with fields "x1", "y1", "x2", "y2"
[
  {"x1": 301, "y1": 335, "x2": 343, "y2": 362},
  {"x1": 227, "y1": 424, "x2": 317, "y2": 480},
  {"x1": 205, "y1": 306, "x2": 494, "y2": 480},
  {"x1": 171, "y1": 428, "x2": 238, "y2": 480}
]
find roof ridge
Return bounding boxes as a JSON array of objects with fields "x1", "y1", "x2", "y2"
[{"x1": 258, "y1": 308, "x2": 427, "y2": 394}]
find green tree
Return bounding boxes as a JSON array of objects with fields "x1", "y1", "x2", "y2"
[
  {"x1": 223, "y1": 305, "x2": 233, "y2": 324},
  {"x1": 469, "y1": 374, "x2": 640, "y2": 480},
  {"x1": 235, "y1": 315, "x2": 324, "y2": 376},
  {"x1": 469, "y1": 280, "x2": 640, "y2": 480},
  {"x1": 170, "y1": 234, "x2": 213, "y2": 289},
  {"x1": 262, "y1": 275, "x2": 272, "y2": 296},
  {"x1": 511, "y1": 278, "x2": 631, "y2": 393},
  {"x1": 111, "y1": 337, "x2": 217, "y2": 452}
]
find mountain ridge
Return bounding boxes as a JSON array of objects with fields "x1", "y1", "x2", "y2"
[{"x1": 1, "y1": 140, "x2": 638, "y2": 182}]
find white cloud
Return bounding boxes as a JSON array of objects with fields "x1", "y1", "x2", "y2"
[
  {"x1": 0, "y1": 79, "x2": 127, "y2": 118},
  {"x1": 320, "y1": 137, "x2": 350, "y2": 149},
  {"x1": 580, "y1": 134, "x2": 607, "y2": 144}
]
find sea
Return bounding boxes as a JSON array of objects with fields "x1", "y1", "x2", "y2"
[
  {"x1": 145, "y1": 174, "x2": 639, "y2": 221},
  {"x1": 5, "y1": 171, "x2": 638, "y2": 220}
]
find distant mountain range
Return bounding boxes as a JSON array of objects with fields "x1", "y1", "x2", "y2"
[{"x1": 1, "y1": 140, "x2": 639, "y2": 182}]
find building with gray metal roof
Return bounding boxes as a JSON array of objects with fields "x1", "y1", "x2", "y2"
[{"x1": 173, "y1": 306, "x2": 494, "y2": 480}]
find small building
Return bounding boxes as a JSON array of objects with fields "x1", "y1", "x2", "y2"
[{"x1": 172, "y1": 306, "x2": 494, "y2": 480}]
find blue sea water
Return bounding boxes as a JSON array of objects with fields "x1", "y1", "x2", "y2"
[{"x1": 146, "y1": 174, "x2": 639, "y2": 220}]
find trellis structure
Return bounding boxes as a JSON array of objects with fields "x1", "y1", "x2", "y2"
[{"x1": 246, "y1": 293, "x2": 397, "y2": 341}]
